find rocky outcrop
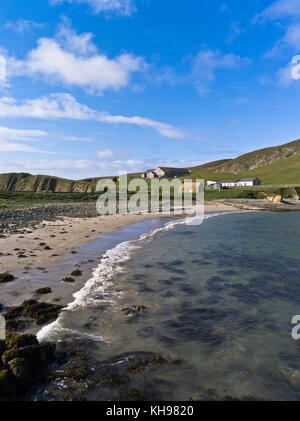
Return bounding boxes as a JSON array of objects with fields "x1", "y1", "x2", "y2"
[
  {"x1": 0, "y1": 333, "x2": 56, "y2": 399},
  {"x1": 0, "y1": 203, "x2": 99, "y2": 234},
  {"x1": 0, "y1": 173, "x2": 98, "y2": 193},
  {"x1": 213, "y1": 139, "x2": 300, "y2": 174},
  {"x1": 4, "y1": 300, "x2": 63, "y2": 327}
]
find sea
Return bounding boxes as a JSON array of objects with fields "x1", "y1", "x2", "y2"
[{"x1": 36, "y1": 210, "x2": 300, "y2": 401}]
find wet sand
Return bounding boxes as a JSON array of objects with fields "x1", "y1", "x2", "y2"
[{"x1": 0, "y1": 203, "x2": 240, "y2": 310}]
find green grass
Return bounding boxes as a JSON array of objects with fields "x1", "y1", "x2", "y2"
[
  {"x1": 204, "y1": 188, "x2": 278, "y2": 201},
  {"x1": 0, "y1": 185, "x2": 299, "y2": 206},
  {"x1": 0, "y1": 191, "x2": 101, "y2": 204},
  {"x1": 186, "y1": 151, "x2": 300, "y2": 185}
]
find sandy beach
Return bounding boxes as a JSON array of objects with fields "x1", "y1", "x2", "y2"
[{"x1": 0, "y1": 202, "x2": 241, "y2": 310}]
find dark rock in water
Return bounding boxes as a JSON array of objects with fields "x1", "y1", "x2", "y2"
[
  {"x1": 4, "y1": 300, "x2": 63, "y2": 326},
  {"x1": 0, "y1": 273, "x2": 15, "y2": 284},
  {"x1": 5, "y1": 319, "x2": 30, "y2": 333},
  {"x1": 0, "y1": 332, "x2": 56, "y2": 399},
  {"x1": 122, "y1": 305, "x2": 146, "y2": 316},
  {"x1": 5, "y1": 333, "x2": 38, "y2": 349},
  {"x1": 71, "y1": 270, "x2": 82, "y2": 277},
  {"x1": 2, "y1": 342, "x2": 56, "y2": 369},
  {"x1": 8, "y1": 357, "x2": 31, "y2": 392},
  {"x1": 0, "y1": 369, "x2": 17, "y2": 398},
  {"x1": 34, "y1": 287, "x2": 52, "y2": 295},
  {"x1": 62, "y1": 277, "x2": 75, "y2": 283},
  {"x1": 126, "y1": 354, "x2": 165, "y2": 375}
]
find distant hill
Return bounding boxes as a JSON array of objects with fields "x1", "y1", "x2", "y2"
[
  {"x1": 0, "y1": 138, "x2": 299, "y2": 192},
  {"x1": 187, "y1": 139, "x2": 300, "y2": 185},
  {"x1": 0, "y1": 173, "x2": 96, "y2": 193}
]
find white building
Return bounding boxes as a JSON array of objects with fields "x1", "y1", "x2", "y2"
[
  {"x1": 142, "y1": 167, "x2": 190, "y2": 179},
  {"x1": 238, "y1": 177, "x2": 261, "y2": 187},
  {"x1": 220, "y1": 177, "x2": 261, "y2": 188},
  {"x1": 221, "y1": 180, "x2": 239, "y2": 188},
  {"x1": 207, "y1": 180, "x2": 217, "y2": 186}
]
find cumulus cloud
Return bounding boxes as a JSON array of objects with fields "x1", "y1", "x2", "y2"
[
  {"x1": 0, "y1": 93, "x2": 187, "y2": 139},
  {"x1": 6, "y1": 21, "x2": 145, "y2": 94},
  {"x1": 50, "y1": 0, "x2": 136, "y2": 16}
]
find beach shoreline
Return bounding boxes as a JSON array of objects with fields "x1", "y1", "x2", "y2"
[{"x1": 0, "y1": 203, "x2": 242, "y2": 312}]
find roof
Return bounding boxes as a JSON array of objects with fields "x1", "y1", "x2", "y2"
[
  {"x1": 239, "y1": 177, "x2": 258, "y2": 182},
  {"x1": 156, "y1": 167, "x2": 190, "y2": 174},
  {"x1": 220, "y1": 180, "x2": 239, "y2": 183}
]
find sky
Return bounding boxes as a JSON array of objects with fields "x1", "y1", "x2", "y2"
[{"x1": 0, "y1": 0, "x2": 300, "y2": 179}]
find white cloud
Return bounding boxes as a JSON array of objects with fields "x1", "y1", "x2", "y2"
[
  {"x1": 283, "y1": 22, "x2": 300, "y2": 48},
  {"x1": 6, "y1": 21, "x2": 145, "y2": 94},
  {"x1": 0, "y1": 140, "x2": 42, "y2": 152},
  {"x1": 190, "y1": 49, "x2": 250, "y2": 95},
  {"x1": 253, "y1": 0, "x2": 300, "y2": 23},
  {"x1": 0, "y1": 157, "x2": 200, "y2": 179},
  {"x1": 55, "y1": 18, "x2": 97, "y2": 55},
  {"x1": 0, "y1": 126, "x2": 50, "y2": 153},
  {"x1": 50, "y1": 0, "x2": 135, "y2": 16},
  {"x1": 4, "y1": 19, "x2": 44, "y2": 33},
  {"x1": 64, "y1": 135, "x2": 92, "y2": 142},
  {"x1": 95, "y1": 149, "x2": 129, "y2": 159},
  {"x1": 277, "y1": 62, "x2": 295, "y2": 85},
  {"x1": 0, "y1": 93, "x2": 187, "y2": 139},
  {"x1": 0, "y1": 126, "x2": 48, "y2": 142}
]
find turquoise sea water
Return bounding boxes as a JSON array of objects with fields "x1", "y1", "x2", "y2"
[{"x1": 39, "y1": 211, "x2": 300, "y2": 401}]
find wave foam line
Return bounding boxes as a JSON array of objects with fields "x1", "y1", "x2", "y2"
[{"x1": 37, "y1": 211, "x2": 236, "y2": 342}]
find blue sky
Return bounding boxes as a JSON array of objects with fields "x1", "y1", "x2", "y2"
[{"x1": 0, "y1": 0, "x2": 300, "y2": 179}]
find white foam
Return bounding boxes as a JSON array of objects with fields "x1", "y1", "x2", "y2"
[{"x1": 37, "y1": 211, "x2": 236, "y2": 342}]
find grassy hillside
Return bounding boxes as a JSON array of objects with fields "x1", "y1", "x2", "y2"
[
  {"x1": 0, "y1": 173, "x2": 96, "y2": 193},
  {"x1": 0, "y1": 138, "x2": 300, "y2": 193},
  {"x1": 187, "y1": 139, "x2": 300, "y2": 185}
]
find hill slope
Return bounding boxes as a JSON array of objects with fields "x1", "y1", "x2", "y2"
[
  {"x1": 0, "y1": 173, "x2": 96, "y2": 193},
  {"x1": 0, "y1": 138, "x2": 299, "y2": 192},
  {"x1": 188, "y1": 139, "x2": 300, "y2": 184}
]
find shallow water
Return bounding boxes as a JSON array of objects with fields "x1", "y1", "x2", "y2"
[{"x1": 39, "y1": 211, "x2": 300, "y2": 401}]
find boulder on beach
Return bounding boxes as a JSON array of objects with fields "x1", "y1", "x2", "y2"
[{"x1": 0, "y1": 332, "x2": 56, "y2": 399}]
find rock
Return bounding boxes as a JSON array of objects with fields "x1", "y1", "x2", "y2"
[
  {"x1": 0, "y1": 339, "x2": 5, "y2": 358},
  {"x1": 0, "y1": 332, "x2": 56, "y2": 399},
  {"x1": 5, "y1": 319, "x2": 30, "y2": 333},
  {"x1": 62, "y1": 277, "x2": 75, "y2": 283},
  {"x1": 4, "y1": 300, "x2": 63, "y2": 326},
  {"x1": 0, "y1": 273, "x2": 15, "y2": 284},
  {"x1": 34, "y1": 287, "x2": 52, "y2": 295},
  {"x1": 71, "y1": 270, "x2": 82, "y2": 277},
  {"x1": 0, "y1": 369, "x2": 17, "y2": 398},
  {"x1": 2, "y1": 342, "x2": 56, "y2": 369},
  {"x1": 273, "y1": 194, "x2": 282, "y2": 203},
  {"x1": 5, "y1": 333, "x2": 38, "y2": 349},
  {"x1": 122, "y1": 305, "x2": 147, "y2": 316},
  {"x1": 8, "y1": 357, "x2": 31, "y2": 392}
]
